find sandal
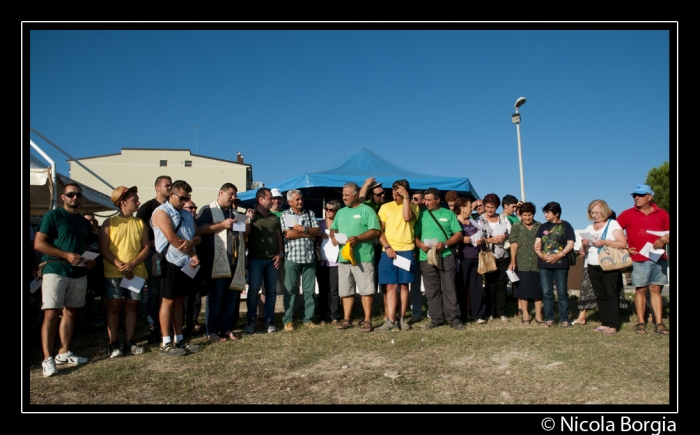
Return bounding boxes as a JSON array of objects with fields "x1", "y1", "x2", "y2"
[
  {"x1": 654, "y1": 323, "x2": 670, "y2": 335},
  {"x1": 545, "y1": 321, "x2": 554, "y2": 328},
  {"x1": 634, "y1": 323, "x2": 646, "y2": 335},
  {"x1": 605, "y1": 329, "x2": 618, "y2": 336},
  {"x1": 522, "y1": 317, "x2": 531, "y2": 325},
  {"x1": 360, "y1": 320, "x2": 373, "y2": 332},
  {"x1": 336, "y1": 319, "x2": 352, "y2": 330},
  {"x1": 223, "y1": 331, "x2": 239, "y2": 341},
  {"x1": 535, "y1": 319, "x2": 546, "y2": 326},
  {"x1": 207, "y1": 333, "x2": 226, "y2": 343},
  {"x1": 561, "y1": 322, "x2": 572, "y2": 329},
  {"x1": 593, "y1": 326, "x2": 608, "y2": 333}
]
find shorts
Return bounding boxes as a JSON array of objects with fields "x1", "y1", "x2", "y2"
[
  {"x1": 338, "y1": 262, "x2": 376, "y2": 297},
  {"x1": 105, "y1": 277, "x2": 143, "y2": 301},
  {"x1": 41, "y1": 274, "x2": 87, "y2": 310},
  {"x1": 162, "y1": 259, "x2": 197, "y2": 299},
  {"x1": 378, "y1": 250, "x2": 415, "y2": 285},
  {"x1": 631, "y1": 259, "x2": 668, "y2": 287}
]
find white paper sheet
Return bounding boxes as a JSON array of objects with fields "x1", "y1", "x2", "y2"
[
  {"x1": 646, "y1": 230, "x2": 669, "y2": 236},
  {"x1": 424, "y1": 238, "x2": 438, "y2": 247},
  {"x1": 321, "y1": 230, "x2": 339, "y2": 262},
  {"x1": 75, "y1": 251, "x2": 100, "y2": 267},
  {"x1": 30, "y1": 278, "x2": 42, "y2": 294},
  {"x1": 120, "y1": 275, "x2": 146, "y2": 293},
  {"x1": 393, "y1": 255, "x2": 412, "y2": 271},
  {"x1": 491, "y1": 224, "x2": 507, "y2": 236},
  {"x1": 284, "y1": 214, "x2": 302, "y2": 228},
  {"x1": 470, "y1": 230, "x2": 485, "y2": 244},
  {"x1": 181, "y1": 262, "x2": 201, "y2": 279},
  {"x1": 334, "y1": 233, "x2": 348, "y2": 244},
  {"x1": 230, "y1": 212, "x2": 247, "y2": 231},
  {"x1": 639, "y1": 242, "x2": 665, "y2": 262},
  {"x1": 506, "y1": 270, "x2": 520, "y2": 282},
  {"x1": 578, "y1": 232, "x2": 598, "y2": 243}
]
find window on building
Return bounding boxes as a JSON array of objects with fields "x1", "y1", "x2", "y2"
[
  {"x1": 184, "y1": 160, "x2": 192, "y2": 167},
  {"x1": 160, "y1": 160, "x2": 167, "y2": 167}
]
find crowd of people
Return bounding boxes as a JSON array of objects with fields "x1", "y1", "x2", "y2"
[{"x1": 31, "y1": 174, "x2": 671, "y2": 377}]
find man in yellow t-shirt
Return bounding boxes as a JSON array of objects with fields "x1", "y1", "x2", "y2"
[
  {"x1": 100, "y1": 186, "x2": 150, "y2": 358},
  {"x1": 375, "y1": 179, "x2": 420, "y2": 332}
]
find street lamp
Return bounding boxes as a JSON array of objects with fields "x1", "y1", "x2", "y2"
[{"x1": 511, "y1": 96, "x2": 527, "y2": 201}]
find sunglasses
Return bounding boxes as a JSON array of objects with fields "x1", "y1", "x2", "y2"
[
  {"x1": 374, "y1": 192, "x2": 385, "y2": 197},
  {"x1": 184, "y1": 206, "x2": 197, "y2": 211},
  {"x1": 411, "y1": 197, "x2": 421, "y2": 201},
  {"x1": 631, "y1": 193, "x2": 648, "y2": 198},
  {"x1": 171, "y1": 192, "x2": 191, "y2": 202},
  {"x1": 325, "y1": 208, "x2": 336, "y2": 212},
  {"x1": 64, "y1": 192, "x2": 83, "y2": 199}
]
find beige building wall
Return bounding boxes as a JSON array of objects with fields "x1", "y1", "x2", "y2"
[{"x1": 68, "y1": 149, "x2": 252, "y2": 208}]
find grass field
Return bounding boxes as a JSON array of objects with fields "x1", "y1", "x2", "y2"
[{"x1": 26, "y1": 291, "x2": 672, "y2": 406}]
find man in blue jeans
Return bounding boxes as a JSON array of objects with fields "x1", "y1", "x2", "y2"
[{"x1": 244, "y1": 188, "x2": 284, "y2": 334}]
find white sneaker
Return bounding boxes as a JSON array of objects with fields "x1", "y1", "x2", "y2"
[
  {"x1": 55, "y1": 351, "x2": 89, "y2": 365},
  {"x1": 266, "y1": 322, "x2": 277, "y2": 333},
  {"x1": 109, "y1": 342, "x2": 123, "y2": 359},
  {"x1": 42, "y1": 357, "x2": 58, "y2": 377}
]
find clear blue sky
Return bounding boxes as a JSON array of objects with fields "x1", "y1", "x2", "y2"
[{"x1": 27, "y1": 26, "x2": 674, "y2": 230}]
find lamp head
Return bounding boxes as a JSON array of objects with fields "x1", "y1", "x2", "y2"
[{"x1": 514, "y1": 97, "x2": 526, "y2": 109}]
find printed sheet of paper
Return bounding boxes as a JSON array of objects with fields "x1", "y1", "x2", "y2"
[
  {"x1": 321, "y1": 230, "x2": 339, "y2": 262},
  {"x1": 424, "y1": 238, "x2": 438, "y2": 247},
  {"x1": 491, "y1": 224, "x2": 507, "y2": 236},
  {"x1": 393, "y1": 255, "x2": 412, "y2": 272},
  {"x1": 334, "y1": 233, "x2": 348, "y2": 244},
  {"x1": 506, "y1": 270, "x2": 520, "y2": 283},
  {"x1": 120, "y1": 275, "x2": 146, "y2": 293},
  {"x1": 284, "y1": 214, "x2": 301, "y2": 228},
  {"x1": 231, "y1": 212, "x2": 247, "y2": 231},
  {"x1": 470, "y1": 230, "x2": 485, "y2": 244},
  {"x1": 181, "y1": 263, "x2": 201, "y2": 279},
  {"x1": 578, "y1": 232, "x2": 598, "y2": 243},
  {"x1": 639, "y1": 242, "x2": 665, "y2": 262},
  {"x1": 75, "y1": 251, "x2": 100, "y2": 267}
]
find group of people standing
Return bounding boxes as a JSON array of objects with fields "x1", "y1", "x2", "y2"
[{"x1": 33, "y1": 173, "x2": 670, "y2": 377}]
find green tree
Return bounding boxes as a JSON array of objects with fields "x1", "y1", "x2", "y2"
[{"x1": 645, "y1": 161, "x2": 669, "y2": 212}]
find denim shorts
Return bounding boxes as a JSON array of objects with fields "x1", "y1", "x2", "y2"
[
  {"x1": 105, "y1": 277, "x2": 143, "y2": 301},
  {"x1": 378, "y1": 250, "x2": 415, "y2": 285},
  {"x1": 631, "y1": 259, "x2": 668, "y2": 287}
]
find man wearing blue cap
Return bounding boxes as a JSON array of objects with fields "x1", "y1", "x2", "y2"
[{"x1": 616, "y1": 184, "x2": 670, "y2": 335}]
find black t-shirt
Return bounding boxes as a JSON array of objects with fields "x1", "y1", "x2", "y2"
[
  {"x1": 535, "y1": 220, "x2": 576, "y2": 269},
  {"x1": 136, "y1": 198, "x2": 162, "y2": 247}
]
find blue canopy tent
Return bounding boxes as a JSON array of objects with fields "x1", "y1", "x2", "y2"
[{"x1": 237, "y1": 147, "x2": 480, "y2": 215}]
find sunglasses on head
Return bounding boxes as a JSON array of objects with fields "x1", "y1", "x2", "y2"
[{"x1": 65, "y1": 192, "x2": 83, "y2": 199}]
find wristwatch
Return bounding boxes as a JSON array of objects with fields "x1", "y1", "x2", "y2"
[{"x1": 303, "y1": 227, "x2": 308, "y2": 234}]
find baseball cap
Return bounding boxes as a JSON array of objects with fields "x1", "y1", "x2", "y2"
[
  {"x1": 111, "y1": 186, "x2": 138, "y2": 206},
  {"x1": 367, "y1": 181, "x2": 383, "y2": 191},
  {"x1": 340, "y1": 242, "x2": 356, "y2": 266},
  {"x1": 270, "y1": 188, "x2": 283, "y2": 198},
  {"x1": 631, "y1": 184, "x2": 654, "y2": 196}
]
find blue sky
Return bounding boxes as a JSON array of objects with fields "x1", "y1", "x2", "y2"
[{"x1": 27, "y1": 26, "x2": 674, "y2": 230}]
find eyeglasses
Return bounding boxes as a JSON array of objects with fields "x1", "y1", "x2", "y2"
[
  {"x1": 184, "y1": 206, "x2": 197, "y2": 211},
  {"x1": 65, "y1": 192, "x2": 83, "y2": 199},
  {"x1": 631, "y1": 193, "x2": 648, "y2": 198},
  {"x1": 325, "y1": 208, "x2": 336, "y2": 212},
  {"x1": 171, "y1": 192, "x2": 191, "y2": 202},
  {"x1": 411, "y1": 197, "x2": 421, "y2": 201},
  {"x1": 374, "y1": 192, "x2": 385, "y2": 197}
]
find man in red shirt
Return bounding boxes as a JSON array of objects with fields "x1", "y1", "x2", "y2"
[{"x1": 616, "y1": 184, "x2": 670, "y2": 335}]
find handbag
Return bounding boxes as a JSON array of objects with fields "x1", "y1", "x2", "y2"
[
  {"x1": 477, "y1": 243, "x2": 498, "y2": 275},
  {"x1": 567, "y1": 250, "x2": 577, "y2": 267},
  {"x1": 597, "y1": 221, "x2": 633, "y2": 271}
]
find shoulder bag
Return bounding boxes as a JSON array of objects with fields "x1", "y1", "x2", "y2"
[
  {"x1": 426, "y1": 210, "x2": 460, "y2": 258},
  {"x1": 597, "y1": 220, "x2": 633, "y2": 271}
]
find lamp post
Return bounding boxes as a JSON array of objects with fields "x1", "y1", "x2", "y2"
[{"x1": 511, "y1": 97, "x2": 527, "y2": 201}]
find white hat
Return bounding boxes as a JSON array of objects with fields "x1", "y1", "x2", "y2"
[{"x1": 270, "y1": 188, "x2": 283, "y2": 198}]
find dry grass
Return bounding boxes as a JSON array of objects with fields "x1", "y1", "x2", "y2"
[{"x1": 25, "y1": 293, "x2": 672, "y2": 407}]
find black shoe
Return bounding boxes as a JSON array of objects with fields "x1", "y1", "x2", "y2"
[
  {"x1": 451, "y1": 322, "x2": 466, "y2": 331},
  {"x1": 176, "y1": 341, "x2": 200, "y2": 354},
  {"x1": 410, "y1": 316, "x2": 422, "y2": 324},
  {"x1": 424, "y1": 321, "x2": 441, "y2": 330}
]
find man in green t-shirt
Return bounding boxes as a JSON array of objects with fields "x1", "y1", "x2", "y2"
[
  {"x1": 35, "y1": 183, "x2": 96, "y2": 377},
  {"x1": 330, "y1": 182, "x2": 381, "y2": 332},
  {"x1": 414, "y1": 188, "x2": 464, "y2": 331}
]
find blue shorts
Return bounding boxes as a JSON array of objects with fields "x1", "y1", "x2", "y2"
[
  {"x1": 631, "y1": 259, "x2": 668, "y2": 287},
  {"x1": 105, "y1": 277, "x2": 143, "y2": 301},
  {"x1": 378, "y1": 250, "x2": 415, "y2": 285}
]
